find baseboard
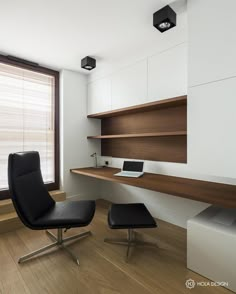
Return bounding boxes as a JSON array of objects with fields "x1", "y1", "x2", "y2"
[
  {"x1": 0, "y1": 199, "x2": 14, "y2": 215},
  {"x1": 0, "y1": 212, "x2": 23, "y2": 234},
  {"x1": 50, "y1": 190, "x2": 66, "y2": 202}
]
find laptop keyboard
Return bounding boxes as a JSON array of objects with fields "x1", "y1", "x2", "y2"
[{"x1": 114, "y1": 171, "x2": 143, "y2": 177}]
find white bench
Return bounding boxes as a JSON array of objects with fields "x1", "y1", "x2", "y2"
[{"x1": 187, "y1": 206, "x2": 236, "y2": 292}]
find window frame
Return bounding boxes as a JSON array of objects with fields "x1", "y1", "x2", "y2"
[{"x1": 0, "y1": 54, "x2": 60, "y2": 200}]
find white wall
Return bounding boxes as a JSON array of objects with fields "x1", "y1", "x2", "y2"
[
  {"x1": 85, "y1": 2, "x2": 236, "y2": 228},
  {"x1": 60, "y1": 69, "x2": 101, "y2": 200}
]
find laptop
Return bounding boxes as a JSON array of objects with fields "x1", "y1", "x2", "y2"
[{"x1": 114, "y1": 161, "x2": 144, "y2": 178}]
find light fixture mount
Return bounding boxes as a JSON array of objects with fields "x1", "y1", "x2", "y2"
[
  {"x1": 153, "y1": 5, "x2": 176, "y2": 33},
  {"x1": 81, "y1": 56, "x2": 96, "y2": 71}
]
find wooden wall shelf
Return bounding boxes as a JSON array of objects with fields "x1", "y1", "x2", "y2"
[
  {"x1": 71, "y1": 167, "x2": 236, "y2": 209},
  {"x1": 87, "y1": 95, "x2": 187, "y2": 163},
  {"x1": 87, "y1": 131, "x2": 187, "y2": 139},
  {"x1": 87, "y1": 95, "x2": 187, "y2": 118}
]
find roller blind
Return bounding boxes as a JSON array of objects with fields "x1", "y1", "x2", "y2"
[{"x1": 0, "y1": 62, "x2": 55, "y2": 190}]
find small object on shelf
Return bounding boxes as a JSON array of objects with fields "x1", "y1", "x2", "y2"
[{"x1": 90, "y1": 152, "x2": 103, "y2": 168}]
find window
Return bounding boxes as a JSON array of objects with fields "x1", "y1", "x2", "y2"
[{"x1": 0, "y1": 55, "x2": 59, "y2": 199}]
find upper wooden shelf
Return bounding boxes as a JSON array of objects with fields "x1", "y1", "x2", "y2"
[
  {"x1": 71, "y1": 167, "x2": 236, "y2": 209},
  {"x1": 87, "y1": 95, "x2": 187, "y2": 118},
  {"x1": 87, "y1": 131, "x2": 187, "y2": 139}
]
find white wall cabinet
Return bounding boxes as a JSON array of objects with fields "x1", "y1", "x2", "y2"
[
  {"x1": 188, "y1": 77, "x2": 236, "y2": 179},
  {"x1": 111, "y1": 60, "x2": 147, "y2": 109},
  {"x1": 147, "y1": 43, "x2": 187, "y2": 102},
  {"x1": 188, "y1": 0, "x2": 236, "y2": 87},
  {"x1": 87, "y1": 44, "x2": 187, "y2": 115},
  {"x1": 87, "y1": 77, "x2": 111, "y2": 115}
]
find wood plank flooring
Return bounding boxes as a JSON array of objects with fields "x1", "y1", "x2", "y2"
[{"x1": 0, "y1": 200, "x2": 232, "y2": 294}]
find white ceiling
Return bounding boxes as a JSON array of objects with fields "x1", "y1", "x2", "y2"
[{"x1": 0, "y1": 0, "x2": 185, "y2": 74}]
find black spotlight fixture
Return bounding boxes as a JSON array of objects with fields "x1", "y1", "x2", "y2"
[
  {"x1": 153, "y1": 5, "x2": 176, "y2": 33},
  {"x1": 81, "y1": 56, "x2": 96, "y2": 70}
]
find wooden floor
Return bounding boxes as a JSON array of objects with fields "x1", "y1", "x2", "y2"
[{"x1": 0, "y1": 200, "x2": 232, "y2": 294}]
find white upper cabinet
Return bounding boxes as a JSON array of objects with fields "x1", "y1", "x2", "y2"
[
  {"x1": 87, "y1": 78, "x2": 111, "y2": 115},
  {"x1": 87, "y1": 43, "x2": 187, "y2": 115},
  {"x1": 188, "y1": 0, "x2": 236, "y2": 87},
  {"x1": 188, "y1": 77, "x2": 236, "y2": 179},
  {"x1": 111, "y1": 60, "x2": 147, "y2": 109},
  {"x1": 147, "y1": 43, "x2": 187, "y2": 102}
]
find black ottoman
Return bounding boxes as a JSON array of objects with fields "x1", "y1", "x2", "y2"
[{"x1": 104, "y1": 203, "x2": 158, "y2": 260}]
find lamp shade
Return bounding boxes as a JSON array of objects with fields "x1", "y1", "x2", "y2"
[
  {"x1": 81, "y1": 56, "x2": 96, "y2": 70},
  {"x1": 153, "y1": 5, "x2": 176, "y2": 33}
]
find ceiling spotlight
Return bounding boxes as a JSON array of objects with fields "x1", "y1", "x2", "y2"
[
  {"x1": 153, "y1": 5, "x2": 176, "y2": 33},
  {"x1": 81, "y1": 56, "x2": 96, "y2": 71}
]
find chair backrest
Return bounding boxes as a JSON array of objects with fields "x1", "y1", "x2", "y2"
[{"x1": 8, "y1": 151, "x2": 55, "y2": 228}]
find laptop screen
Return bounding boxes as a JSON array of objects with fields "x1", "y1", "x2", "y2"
[{"x1": 123, "y1": 161, "x2": 144, "y2": 172}]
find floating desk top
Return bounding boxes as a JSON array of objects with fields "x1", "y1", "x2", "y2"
[{"x1": 71, "y1": 167, "x2": 236, "y2": 208}]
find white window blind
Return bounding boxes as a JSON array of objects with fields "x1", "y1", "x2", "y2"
[{"x1": 0, "y1": 62, "x2": 55, "y2": 190}]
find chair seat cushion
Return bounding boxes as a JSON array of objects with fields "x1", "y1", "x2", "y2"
[
  {"x1": 108, "y1": 203, "x2": 157, "y2": 229},
  {"x1": 33, "y1": 200, "x2": 95, "y2": 229}
]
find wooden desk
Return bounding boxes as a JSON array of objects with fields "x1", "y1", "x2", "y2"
[{"x1": 71, "y1": 167, "x2": 236, "y2": 208}]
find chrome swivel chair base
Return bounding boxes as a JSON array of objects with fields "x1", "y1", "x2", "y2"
[
  {"x1": 18, "y1": 228, "x2": 91, "y2": 265},
  {"x1": 104, "y1": 229, "x2": 158, "y2": 261}
]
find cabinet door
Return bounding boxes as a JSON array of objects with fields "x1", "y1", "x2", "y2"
[
  {"x1": 87, "y1": 78, "x2": 111, "y2": 115},
  {"x1": 188, "y1": 77, "x2": 236, "y2": 179},
  {"x1": 111, "y1": 60, "x2": 147, "y2": 109},
  {"x1": 188, "y1": 0, "x2": 236, "y2": 86},
  {"x1": 147, "y1": 43, "x2": 187, "y2": 102}
]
